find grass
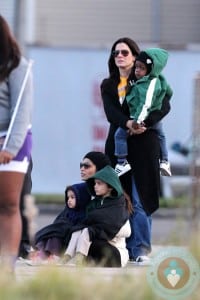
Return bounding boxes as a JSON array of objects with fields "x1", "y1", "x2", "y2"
[
  {"x1": 34, "y1": 193, "x2": 191, "y2": 209},
  {"x1": 34, "y1": 194, "x2": 65, "y2": 205},
  {"x1": 0, "y1": 267, "x2": 159, "y2": 300},
  {"x1": 159, "y1": 196, "x2": 190, "y2": 208},
  {"x1": 1, "y1": 237, "x2": 200, "y2": 300}
]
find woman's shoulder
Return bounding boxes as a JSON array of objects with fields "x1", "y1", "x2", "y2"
[
  {"x1": 20, "y1": 56, "x2": 29, "y2": 64},
  {"x1": 17, "y1": 56, "x2": 30, "y2": 70},
  {"x1": 9, "y1": 56, "x2": 30, "y2": 79},
  {"x1": 101, "y1": 77, "x2": 117, "y2": 91}
]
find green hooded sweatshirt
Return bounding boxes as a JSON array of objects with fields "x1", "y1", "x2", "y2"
[
  {"x1": 126, "y1": 47, "x2": 173, "y2": 124},
  {"x1": 87, "y1": 165, "x2": 123, "y2": 198},
  {"x1": 83, "y1": 165, "x2": 128, "y2": 241}
]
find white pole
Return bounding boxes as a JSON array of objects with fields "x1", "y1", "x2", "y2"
[{"x1": 2, "y1": 59, "x2": 34, "y2": 150}]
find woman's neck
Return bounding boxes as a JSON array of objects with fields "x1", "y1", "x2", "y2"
[
  {"x1": 118, "y1": 61, "x2": 134, "y2": 78},
  {"x1": 119, "y1": 66, "x2": 132, "y2": 78}
]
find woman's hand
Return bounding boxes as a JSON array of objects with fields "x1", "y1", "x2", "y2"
[
  {"x1": 0, "y1": 151, "x2": 14, "y2": 164},
  {"x1": 129, "y1": 126, "x2": 147, "y2": 135},
  {"x1": 126, "y1": 120, "x2": 147, "y2": 135}
]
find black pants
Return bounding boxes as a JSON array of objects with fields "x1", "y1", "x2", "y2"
[{"x1": 87, "y1": 240, "x2": 121, "y2": 267}]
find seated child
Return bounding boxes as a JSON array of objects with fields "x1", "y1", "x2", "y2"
[
  {"x1": 28, "y1": 183, "x2": 90, "y2": 265},
  {"x1": 62, "y1": 165, "x2": 131, "y2": 267}
]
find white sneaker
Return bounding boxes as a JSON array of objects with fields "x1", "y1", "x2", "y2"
[
  {"x1": 115, "y1": 161, "x2": 131, "y2": 177},
  {"x1": 129, "y1": 255, "x2": 152, "y2": 266},
  {"x1": 160, "y1": 160, "x2": 172, "y2": 176}
]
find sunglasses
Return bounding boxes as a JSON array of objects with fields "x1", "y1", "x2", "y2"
[
  {"x1": 112, "y1": 49, "x2": 130, "y2": 58},
  {"x1": 80, "y1": 162, "x2": 92, "y2": 169}
]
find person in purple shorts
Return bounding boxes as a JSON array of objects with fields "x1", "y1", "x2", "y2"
[{"x1": 0, "y1": 15, "x2": 33, "y2": 272}]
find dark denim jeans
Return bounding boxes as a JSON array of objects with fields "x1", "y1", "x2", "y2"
[
  {"x1": 126, "y1": 176, "x2": 152, "y2": 259},
  {"x1": 114, "y1": 127, "x2": 128, "y2": 158},
  {"x1": 153, "y1": 121, "x2": 168, "y2": 161}
]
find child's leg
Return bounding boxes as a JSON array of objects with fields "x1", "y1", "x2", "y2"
[
  {"x1": 153, "y1": 121, "x2": 168, "y2": 161},
  {"x1": 114, "y1": 127, "x2": 129, "y2": 163},
  {"x1": 153, "y1": 121, "x2": 171, "y2": 176},
  {"x1": 64, "y1": 230, "x2": 82, "y2": 257},
  {"x1": 76, "y1": 228, "x2": 91, "y2": 256},
  {"x1": 33, "y1": 241, "x2": 49, "y2": 259},
  {"x1": 114, "y1": 127, "x2": 131, "y2": 176}
]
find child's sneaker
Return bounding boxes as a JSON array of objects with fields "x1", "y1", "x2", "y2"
[
  {"x1": 115, "y1": 161, "x2": 131, "y2": 177},
  {"x1": 160, "y1": 160, "x2": 172, "y2": 176}
]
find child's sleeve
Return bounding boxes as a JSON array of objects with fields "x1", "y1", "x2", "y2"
[{"x1": 133, "y1": 78, "x2": 158, "y2": 124}]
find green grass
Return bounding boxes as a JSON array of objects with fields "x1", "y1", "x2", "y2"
[
  {"x1": 0, "y1": 268, "x2": 159, "y2": 300},
  {"x1": 34, "y1": 193, "x2": 190, "y2": 209},
  {"x1": 34, "y1": 194, "x2": 65, "y2": 205},
  {"x1": 159, "y1": 196, "x2": 190, "y2": 208},
  {"x1": 1, "y1": 243, "x2": 200, "y2": 300}
]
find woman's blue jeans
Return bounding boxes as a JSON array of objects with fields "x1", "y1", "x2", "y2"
[{"x1": 126, "y1": 176, "x2": 152, "y2": 259}]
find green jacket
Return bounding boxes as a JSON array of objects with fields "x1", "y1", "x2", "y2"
[
  {"x1": 126, "y1": 48, "x2": 173, "y2": 123},
  {"x1": 87, "y1": 165, "x2": 123, "y2": 198},
  {"x1": 70, "y1": 166, "x2": 129, "y2": 242}
]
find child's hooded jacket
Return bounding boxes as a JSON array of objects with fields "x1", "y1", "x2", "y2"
[
  {"x1": 71, "y1": 166, "x2": 129, "y2": 242},
  {"x1": 126, "y1": 47, "x2": 173, "y2": 124},
  {"x1": 87, "y1": 164, "x2": 123, "y2": 198},
  {"x1": 34, "y1": 183, "x2": 90, "y2": 248}
]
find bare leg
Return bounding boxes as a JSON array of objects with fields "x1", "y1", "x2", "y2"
[{"x1": 0, "y1": 171, "x2": 24, "y2": 266}]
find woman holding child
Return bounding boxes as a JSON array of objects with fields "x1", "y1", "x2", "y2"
[{"x1": 101, "y1": 37, "x2": 171, "y2": 264}]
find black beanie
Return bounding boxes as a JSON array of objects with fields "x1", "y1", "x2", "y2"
[
  {"x1": 136, "y1": 51, "x2": 153, "y2": 75},
  {"x1": 84, "y1": 151, "x2": 111, "y2": 171}
]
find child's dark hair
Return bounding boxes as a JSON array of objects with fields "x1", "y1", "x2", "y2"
[
  {"x1": 123, "y1": 190, "x2": 133, "y2": 214},
  {"x1": 103, "y1": 184, "x2": 133, "y2": 213}
]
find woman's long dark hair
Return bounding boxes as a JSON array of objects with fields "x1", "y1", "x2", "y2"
[
  {"x1": 108, "y1": 37, "x2": 140, "y2": 82},
  {"x1": 0, "y1": 15, "x2": 21, "y2": 82}
]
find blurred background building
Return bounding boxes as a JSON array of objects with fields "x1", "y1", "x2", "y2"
[
  {"x1": 1, "y1": 0, "x2": 200, "y2": 197},
  {"x1": 2, "y1": 0, "x2": 200, "y2": 47}
]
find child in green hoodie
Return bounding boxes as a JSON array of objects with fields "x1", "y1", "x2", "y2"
[
  {"x1": 63, "y1": 165, "x2": 131, "y2": 267},
  {"x1": 114, "y1": 48, "x2": 173, "y2": 177}
]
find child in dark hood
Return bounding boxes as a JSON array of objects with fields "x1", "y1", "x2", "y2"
[
  {"x1": 28, "y1": 183, "x2": 90, "y2": 265},
  {"x1": 114, "y1": 47, "x2": 172, "y2": 177},
  {"x1": 26, "y1": 151, "x2": 112, "y2": 265},
  {"x1": 63, "y1": 166, "x2": 131, "y2": 267}
]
